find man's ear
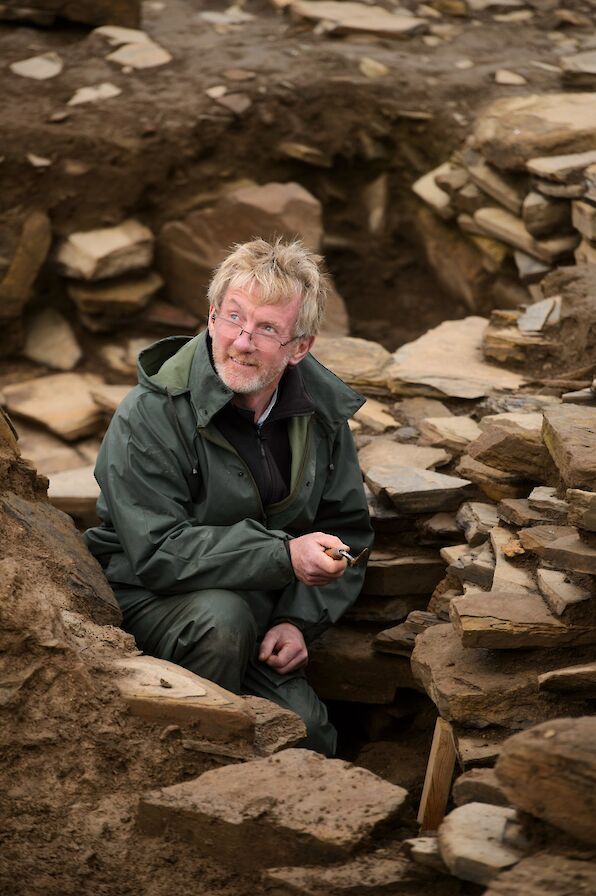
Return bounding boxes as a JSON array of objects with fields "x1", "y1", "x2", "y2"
[
  {"x1": 207, "y1": 304, "x2": 216, "y2": 337},
  {"x1": 287, "y1": 335, "x2": 315, "y2": 366}
]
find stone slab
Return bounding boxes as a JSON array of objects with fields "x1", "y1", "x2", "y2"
[
  {"x1": 289, "y1": 1, "x2": 428, "y2": 37},
  {"x1": 56, "y1": 219, "x2": 154, "y2": 281},
  {"x1": 363, "y1": 548, "x2": 445, "y2": 596},
  {"x1": 411, "y1": 623, "x2": 591, "y2": 729},
  {"x1": 358, "y1": 437, "x2": 449, "y2": 478},
  {"x1": 522, "y1": 191, "x2": 570, "y2": 239},
  {"x1": 536, "y1": 567, "x2": 592, "y2": 617},
  {"x1": 308, "y1": 626, "x2": 419, "y2": 703},
  {"x1": 0, "y1": 212, "x2": 52, "y2": 319},
  {"x1": 483, "y1": 855, "x2": 596, "y2": 896},
  {"x1": 467, "y1": 423, "x2": 555, "y2": 482},
  {"x1": 572, "y1": 200, "x2": 596, "y2": 241},
  {"x1": 497, "y1": 498, "x2": 552, "y2": 527},
  {"x1": 566, "y1": 488, "x2": 596, "y2": 532},
  {"x1": 474, "y1": 207, "x2": 577, "y2": 264},
  {"x1": 472, "y1": 93, "x2": 596, "y2": 171},
  {"x1": 542, "y1": 404, "x2": 596, "y2": 489},
  {"x1": 519, "y1": 524, "x2": 596, "y2": 575},
  {"x1": 138, "y1": 749, "x2": 408, "y2": 868},
  {"x1": 438, "y1": 803, "x2": 527, "y2": 885},
  {"x1": 495, "y1": 717, "x2": 596, "y2": 845},
  {"x1": 23, "y1": 309, "x2": 82, "y2": 371},
  {"x1": 452, "y1": 768, "x2": 510, "y2": 808},
  {"x1": 526, "y1": 149, "x2": 596, "y2": 184},
  {"x1": 463, "y1": 149, "x2": 525, "y2": 215},
  {"x1": 490, "y1": 526, "x2": 535, "y2": 593},
  {"x1": 419, "y1": 415, "x2": 482, "y2": 451},
  {"x1": 2, "y1": 373, "x2": 103, "y2": 441},
  {"x1": 353, "y1": 399, "x2": 396, "y2": 432},
  {"x1": 47, "y1": 464, "x2": 100, "y2": 520},
  {"x1": 312, "y1": 337, "x2": 393, "y2": 392},
  {"x1": 450, "y1": 590, "x2": 596, "y2": 648},
  {"x1": 389, "y1": 317, "x2": 523, "y2": 399},
  {"x1": 365, "y1": 465, "x2": 473, "y2": 514},
  {"x1": 412, "y1": 163, "x2": 454, "y2": 219},
  {"x1": 527, "y1": 485, "x2": 568, "y2": 520},
  {"x1": 113, "y1": 655, "x2": 256, "y2": 741},
  {"x1": 456, "y1": 456, "x2": 530, "y2": 502},
  {"x1": 456, "y1": 501, "x2": 500, "y2": 546},
  {"x1": 538, "y1": 662, "x2": 596, "y2": 698},
  {"x1": 15, "y1": 422, "x2": 88, "y2": 476},
  {"x1": 68, "y1": 270, "x2": 163, "y2": 314}
]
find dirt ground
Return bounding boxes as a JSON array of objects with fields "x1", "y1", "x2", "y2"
[{"x1": 1, "y1": 1, "x2": 595, "y2": 894}]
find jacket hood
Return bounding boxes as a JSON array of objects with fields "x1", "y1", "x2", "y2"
[{"x1": 137, "y1": 331, "x2": 365, "y2": 432}]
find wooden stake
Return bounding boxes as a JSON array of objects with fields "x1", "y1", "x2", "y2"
[{"x1": 417, "y1": 717, "x2": 456, "y2": 831}]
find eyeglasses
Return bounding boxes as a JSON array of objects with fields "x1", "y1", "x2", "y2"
[{"x1": 212, "y1": 313, "x2": 302, "y2": 351}]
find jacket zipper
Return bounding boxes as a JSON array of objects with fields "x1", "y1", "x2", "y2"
[{"x1": 199, "y1": 425, "x2": 267, "y2": 523}]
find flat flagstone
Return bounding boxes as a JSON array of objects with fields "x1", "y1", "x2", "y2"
[
  {"x1": 456, "y1": 456, "x2": 530, "y2": 502},
  {"x1": 456, "y1": 502, "x2": 500, "y2": 546},
  {"x1": 542, "y1": 404, "x2": 596, "y2": 489},
  {"x1": 497, "y1": 498, "x2": 553, "y2": 527},
  {"x1": 474, "y1": 207, "x2": 578, "y2": 264},
  {"x1": 289, "y1": 1, "x2": 428, "y2": 38},
  {"x1": 2, "y1": 373, "x2": 103, "y2": 441},
  {"x1": 0, "y1": 211, "x2": 52, "y2": 319},
  {"x1": 528, "y1": 485, "x2": 568, "y2": 520},
  {"x1": 90, "y1": 384, "x2": 131, "y2": 414},
  {"x1": 450, "y1": 590, "x2": 596, "y2": 649},
  {"x1": 411, "y1": 624, "x2": 591, "y2": 729},
  {"x1": 561, "y1": 49, "x2": 596, "y2": 88},
  {"x1": 412, "y1": 163, "x2": 454, "y2": 219},
  {"x1": 56, "y1": 219, "x2": 154, "y2": 281},
  {"x1": 106, "y1": 40, "x2": 171, "y2": 68},
  {"x1": 566, "y1": 488, "x2": 596, "y2": 532},
  {"x1": 438, "y1": 803, "x2": 527, "y2": 885},
  {"x1": 519, "y1": 524, "x2": 596, "y2": 575},
  {"x1": 389, "y1": 317, "x2": 524, "y2": 399},
  {"x1": 358, "y1": 437, "x2": 449, "y2": 477},
  {"x1": 113, "y1": 655, "x2": 256, "y2": 740},
  {"x1": 363, "y1": 548, "x2": 445, "y2": 595},
  {"x1": 572, "y1": 200, "x2": 596, "y2": 241},
  {"x1": 494, "y1": 69, "x2": 526, "y2": 85},
  {"x1": 538, "y1": 663, "x2": 596, "y2": 698},
  {"x1": 23, "y1": 309, "x2": 82, "y2": 371},
  {"x1": 522, "y1": 192, "x2": 570, "y2": 239},
  {"x1": 67, "y1": 270, "x2": 163, "y2": 314},
  {"x1": 472, "y1": 93, "x2": 596, "y2": 170},
  {"x1": 452, "y1": 768, "x2": 509, "y2": 808},
  {"x1": 463, "y1": 149, "x2": 525, "y2": 214},
  {"x1": 47, "y1": 464, "x2": 100, "y2": 519},
  {"x1": 67, "y1": 82, "x2": 122, "y2": 106},
  {"x1": 525, "y1": 150, "x2": 596, "y2": 184},
  {"x1": 94, "y1": 25, "x2": 153, "y2": 45},
  {"x1": 138, "y1": 749, "x2": 408, "y2": 868},
  {"x1": 419, "y1": 415, "x2": 482, "y2": 451},
  {"x1": 10, "y1": 52, "x2": 63, "y2": 79},
  {"x1": 536, "y1": 567, "x2": 592, "y2": 617},
  {"x1": 353, "y1": 398, "x2": 396, "y2": 432},
  {"x1": 490, "y1": 527, "x2": 535, "y2": 593},
  {"x1": 467, "y1": 420, "x2": 556, "y2": 482},
  {"x1": 312, "y1": 336, "x2": 393, "y2": 392},
  {"x1": 495, "y1": 717, "x2": 596, "y2": 845},
  {"x1": 366, "y1": 464, "x2": 473, "y2": 514},
  {"x1": 15, "y1": 422, "x2": 89, "y2": 475}
]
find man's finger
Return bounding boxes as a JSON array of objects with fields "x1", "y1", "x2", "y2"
[{"x1": 258, "y1": 630, "x2": 279, "y2": 662}]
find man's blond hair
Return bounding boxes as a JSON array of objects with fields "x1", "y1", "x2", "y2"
[{"x1": 207, "y1": 237, "x2": 329, "y2": 337}]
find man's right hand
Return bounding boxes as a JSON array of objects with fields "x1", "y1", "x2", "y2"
[{"x1": 288, "y1": 532, "x2": 349, "y2": 586}]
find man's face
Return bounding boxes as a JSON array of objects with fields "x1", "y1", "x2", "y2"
[{"x1": 208, "y1": 285, "x2": 313, "y2": 396}]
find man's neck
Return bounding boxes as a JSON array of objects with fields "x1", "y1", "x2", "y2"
[{"x1": 231, "y1": 385, "x2": 277, "y2": 423}]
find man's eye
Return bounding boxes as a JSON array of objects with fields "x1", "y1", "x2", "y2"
[
  {"x1": 228, "y1": 312, "x2": 241, "y2": 322},
  {"x1": 259, "y1": 324, "x2": 277, "y2": 334}
]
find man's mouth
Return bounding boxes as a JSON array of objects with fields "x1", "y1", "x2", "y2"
[{"x1": 228, "y1": 355, "x2": 257, "y2": 368}]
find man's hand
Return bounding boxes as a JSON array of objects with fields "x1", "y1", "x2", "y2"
[
  {"x1": 288, "y1": 532, "x2": 349, "y2": 586},
  {"x1": 259, "y1": 622, "x2": 308, "y2": 675}
]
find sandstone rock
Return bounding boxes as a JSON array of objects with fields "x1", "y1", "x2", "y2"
[
  {"x1": 138, "y1": 749, "x2": 408, "y2": 867},
  {"x1": 0, "y1": 0, "x2": 141, "y2": 26},
  {"x1": 536, "y1": 567, "x2": 592, "y2": 617},
  {"x1": 106, "y1": 41, "x2": 172, "y2": 69},
  {"x1": 363, "y1": 548, "x2": 445, "y2": 596},
  {"x1": 289, "y1": 1, "x2": 428, "y2": 37},
  {"x1": 514, "y1": 251, "x2": 552, "y2": 285},
  {"x1": 389, "y1": 317, "x2": 524, "y2": 399},
  {"x1": 522, "y1": 191, "x2": 570, "y2": 239},
  {"x1": 374, "y1": 611, "x2": 443, "y2": 656},
  {"x1": 572, "y1": 200, "x2": 596, "y2": 241},
  {"x1": 438, "y1": 803, "x2": 528, "y2": 885},
  {"x1": 419, "y1": 415, "x2": 482, "y2": 451},
  {"x1": 2, "y1": 373, "x2": 103, "y2": 441},
  {"x1": 495, "y1": 717, "x2": 596, "y2": 844},
  {"x1": 526, "y1": 150, "x2": 596, "y2": 185},
  {"x1": 538, "y1": 662, "x2": 596, "y2": 697},
  {"x1": 403, "y1": 836, "x2": 449, "y2": 874},
  {"x1": 244, "y1": 696, "x2": 307, "y2": 756},
  {"x1": 494, "y1": 69, "x2": 527, "y2": 85},
  {"x1": 452, "y1": 768, "x2": 510, "y2": 808},
  {"x1": 472, "y1": 93, "x2": 596, "y2": 170},
  {"x1": 366, "y1": 464, "x2": 473, "y2": 515},
  {"x1": 575, "y1": 237, "x2": 596, "y2": 265},
  {"x1": 358, "y1": 437, "x2": 449, "y2": 478},
  {"x1": 353, "y1": 399, "x2": 396, "y2": 432},
  {"x1": 0, "y1": 212, "x2": 51, "y2": 320},
  {"x1": 47, "y1": 464, "x2": 100, "y2": 523},
  {"x1": 113, "y1": 655, "x2": 255, "y2": 740},
  {"x1": 542, "y1": 404, "x2": 596, "y2": 489},
  {"x1": 15, "y1": 422, "x2": 89, "y2": 476},
  {"x1": 412, "y1": 162, "x2": 455, "y2": 219},
  {"x1": 67, "y1": 271, "x2": 163, "y2": 315},
  {"x1": 90, "y1": 384, "x2": 131, "y2": 415},
  {"x1": 56, "y1": 220, "x2": 154, "y2": 281},
  {"x1": 448, "y1": 540, "x2": 495, "y2": 589},
  {"x1": 93, "y1": 25, "x2": 152, "y2": 45},
  {"x1": 454, "y1": 729, "x2": 506, "y2": 769},
  {"x1": 463, "y1": 149, "x2": 526, "y2": 214},
  {"x1": 312, "y1": 337, "x2": 393, "y2": 392},
  {"x1": 474, "y1": 207, "x2": 578, "y2": 264},
  {"x1": 456, "y1": 456, "x2": 530, "y2": 502},
  {"x1": 158, "y1": 182, "x2": 324, "y2": 314},
  {"x1": 9, "y1": 52, "x2": 63, "y2": 80},
  {"x1": 22, "y1": 309, "x2": 82, "y2": 371},
  {"x1": 419, "y1": 512, "x2": 461, "y2": 541},
  {"x1": 483, "y1": 855, "x2": 596, "y2": 896},
  {"x1": 450, "y1": 590, "x2": 596, "y2": 649},
  {"x1": 490, "y1": 526, "x2": 534, "y2": 592},
  {"x1": 497, "y1": 498, "x2": 553, "y2": 527},
  {"x1": 519, "y1": 524, "x2": 596, "y2": 575},
  {"x1": 467, "y1": 422, "x2": 556, "y2": 482},
  {"x1": 412, "y1": 624, "x2": 589, "y2": 729},
  {"x1": 566, "y1": 488, "x2": 596, "y2": 531},
  {"x1": 396, "y1": 397, "x2": 453, "y2": 426},
  {"x1": 561, "y1": 49, "x2": 596, "y2": 88},
  {"x1": 67, "y1": 83, "x2": 122, "y2": 106},
  {"x1": 528, "y1": 485, "x2": 568, "y2": 520},
  {"x1": 308, "y1": 626, "x2": 419, "y2": 703},
  {"x1": 263, "y1": 850, "x2": 456, "y2": 896}
]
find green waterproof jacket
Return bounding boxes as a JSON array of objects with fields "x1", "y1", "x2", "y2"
[{"x1": 85, "y1": 331, "x2": 373, "y2": 641}]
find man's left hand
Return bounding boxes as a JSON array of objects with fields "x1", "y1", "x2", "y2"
[{"x1": 259, "y1": 622, "x2": 308, "y2": 675}]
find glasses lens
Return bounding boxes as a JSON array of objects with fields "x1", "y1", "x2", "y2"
[{"x1": 252, "y1": 332, "x2": 279, "y2": 351}]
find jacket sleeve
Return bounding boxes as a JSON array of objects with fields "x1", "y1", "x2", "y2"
[
  {"x1": 90, "y1": 390, "x2": 295, "y2": 595},
  {"x1": 270, "y1": 421, "x2": 374, "y2": 642}
]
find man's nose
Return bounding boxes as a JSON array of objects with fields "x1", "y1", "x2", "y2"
[{"x1": 233, "y1": 328, "x2": 255, "y2": 351}]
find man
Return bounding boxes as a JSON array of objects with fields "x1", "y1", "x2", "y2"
[{"x1": 86, "y1": 238, "x2": 373, "y2": 756}]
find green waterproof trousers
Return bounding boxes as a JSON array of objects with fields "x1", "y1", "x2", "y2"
[{"x1": 114, "y1": 585, "x2": 337, "y2": 756}]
